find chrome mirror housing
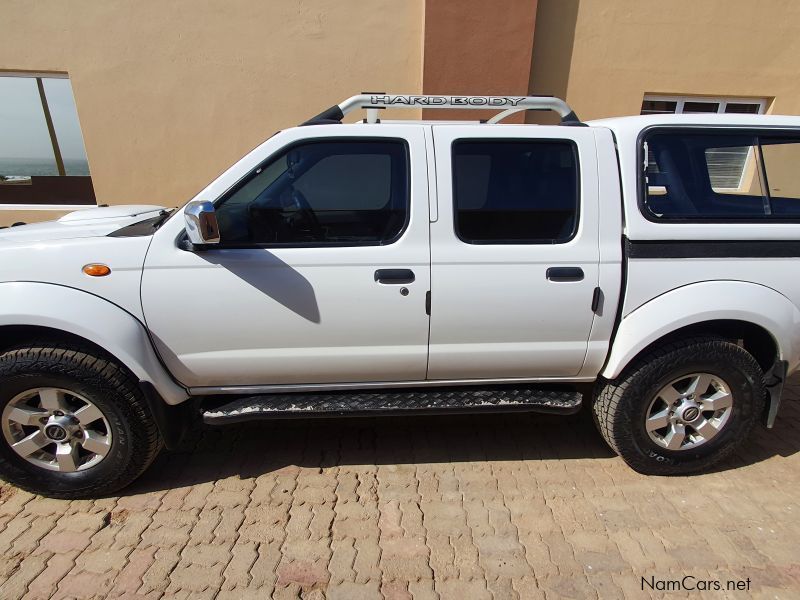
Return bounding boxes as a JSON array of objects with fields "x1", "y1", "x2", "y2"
[{"x1": 184, "y1": 201, "x2": 220, "y2": 245}]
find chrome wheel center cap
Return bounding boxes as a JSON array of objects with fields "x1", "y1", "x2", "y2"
[
  {"x1": 44, "y1": 424, "x2": 68, "y2": 441},
  {"x1": 681, "y1": 406, "x2": 700, "y2": 422},
  {"x1": 43, "y1": 415, "x2": 80, "y2": 442}
]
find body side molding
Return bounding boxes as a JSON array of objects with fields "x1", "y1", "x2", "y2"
[{"x1": 627, "y1": 239, "x2": 800, "y2": 259}]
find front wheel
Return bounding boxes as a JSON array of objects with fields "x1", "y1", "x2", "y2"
[
  {"x1": 0, "y1": 342, "x2": 162, "y2": 498},
  {"x1": 593, "y1": 337, "x2": 766, "y2": 475}
]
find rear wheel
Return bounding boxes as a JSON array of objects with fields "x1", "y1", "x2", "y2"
[
  {"x1": 0, "y1": 342, "x2": 162, "y2": 498},
  {"x1": 593, "y1": 337, "x2": 766, "y2": 475}
]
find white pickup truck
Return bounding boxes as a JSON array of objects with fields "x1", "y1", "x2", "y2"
[{"x1": 1, "y1": 94, "x2": 798, "y2": 498}]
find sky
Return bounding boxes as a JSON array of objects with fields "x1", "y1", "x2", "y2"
[{"x1": 0, "y1": 76, "x2": 89, "y2": 163}]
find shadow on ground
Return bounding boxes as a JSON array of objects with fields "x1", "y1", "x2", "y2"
[{"x1": 127, "y1": 395, "x2": 800, "y2": 495}]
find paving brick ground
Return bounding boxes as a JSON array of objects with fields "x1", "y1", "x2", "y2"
[{"x1": 1, "y1": 377, "x2": 799, "y2": 599}]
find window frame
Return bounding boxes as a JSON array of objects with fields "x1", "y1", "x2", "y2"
[
  {"x1": 207, "y1": 136, "x2": 412, "y2": 249},
  {"x1": 450, "y1": 137, "x2": 581, "y2": 246},
  {"x1": 637, "y1": 125, "x2": 800, "y2": 224},
  {"x1": 0, "y1": 71, "x2": 95, "y2": 210}
]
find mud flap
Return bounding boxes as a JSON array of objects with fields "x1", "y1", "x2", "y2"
[
  {"x1": 139, "y1": 381, "x2": 195, "y2": 449},
  {"x1": 764, "y1": 360, "x2": 788, "y2": 428}
]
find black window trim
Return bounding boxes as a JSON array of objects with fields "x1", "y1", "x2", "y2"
[
  {"x1": 637, "y1": 125, "x2": 800, "y2": 224},
  {"x1": 189, "y1": 136, "x2": 412, "y2": 249},
  {"x1": 450, "y1": 137, "x2": 582, "y2": 245}
]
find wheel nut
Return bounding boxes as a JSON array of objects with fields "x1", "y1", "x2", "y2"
[
  {"x1": 39, "y1": 417, "x2": 48, "y2": 424},
  {"x1": 54, "y1": 411, "x2": 64, "y2": 417}
]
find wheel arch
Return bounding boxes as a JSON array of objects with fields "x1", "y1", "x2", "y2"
[
  {"x1": 0, "y1": 282, "x2": 188, "y2": 406},
  {"x1": 602, "y1": 281, "x2": 800, "y2": 380},
  {"x1": 0, "y1": 324, "x2": 130, "y2": 365}
]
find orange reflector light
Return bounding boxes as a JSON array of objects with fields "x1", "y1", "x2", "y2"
[{"x1": 82, "y1": 263, "x2": 111, "y2": 277}]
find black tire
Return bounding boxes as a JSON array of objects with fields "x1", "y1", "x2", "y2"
[
  {"x1": 593, "y1": 336, "x2": 766, "y2": 475},
  {"x1": 0, "y1": 342, "x2": 162, "y2": 498}
]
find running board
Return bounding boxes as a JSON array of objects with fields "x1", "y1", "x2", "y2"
[{"x1": 201, "y1": 385, "x2": 583, "y2": 424}]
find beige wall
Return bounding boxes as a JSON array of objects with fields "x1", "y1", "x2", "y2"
[
  {"x1": 0, "y1": 0, "x2": 423, "y2": 226},
  {"x1": 762, "y1": 143, "x2": 800, "y2": 198},
  {"x1": 1, "y1": 210, "x2": 70, "y2": 227},
  {"x1": 422, "y1": 0, "x2": 537, "y2": 122},
  {"x1": 529, "y1": 0, "x2": 800, "y2": 122}
]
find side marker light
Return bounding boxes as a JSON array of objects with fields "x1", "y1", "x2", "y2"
[{"x1": 82, "y1": 264, "x2": 111, "y2": 277}]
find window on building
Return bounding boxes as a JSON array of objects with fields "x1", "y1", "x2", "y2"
[
  {"x1": 215, "y1": 139, "x2": 409, "y2": 245},
  {"x1": 0, "y1": 73, "x2": 95, "y2": 206},
  {"x1": 452, "y1": 140, "x2": 579, "y2": 244},
  {"x1": 641, "y1": 130, "x2": 800, "y2": 220},
  {"x1": 641, "y1": 95, "x2": 767, "y2": 193}
]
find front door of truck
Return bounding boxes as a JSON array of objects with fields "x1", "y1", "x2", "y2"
[
  {"x1": 141, "y1": 126, "x2": 431, "y2": 389},
  {"x1": 427, "y1": 125, "x2": 600, "y2": 379}
]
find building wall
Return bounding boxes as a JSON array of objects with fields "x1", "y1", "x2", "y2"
[
  {"x1": 0, "y1": 209, "x2": 71, "y2": 227},
  {"x1": 529, "y1": 0, "x2": 800, "y2": 122},
  {"x1": 0, "y1": 0, "x2": 424, "y2": 226},
  {"x1": 422, "y1": 0, "x2": 537, "y2": 122}
]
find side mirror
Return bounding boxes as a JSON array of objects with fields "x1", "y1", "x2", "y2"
[{"x1": 184, "y1": 201, "x2": 220, "y2": 245}]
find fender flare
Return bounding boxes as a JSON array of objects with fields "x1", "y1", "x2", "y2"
[
  {"x1": 0, "y1": 281, "x2": 188, "y2": 405},
  {"x1": 602, "y1": 281, "x2": 800, "y2": 380}
]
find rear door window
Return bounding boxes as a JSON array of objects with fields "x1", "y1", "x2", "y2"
[{"x1": 452, "y1": 140, "x2": 579, "y2": 243}]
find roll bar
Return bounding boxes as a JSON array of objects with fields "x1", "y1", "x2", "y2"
[{"x1": 301, "y1": 93, "x2": 581, "y2": 126}]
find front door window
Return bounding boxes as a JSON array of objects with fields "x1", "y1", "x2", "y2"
[{"x1": 214, "y1": 140, "x2": 409, "y2": 245}]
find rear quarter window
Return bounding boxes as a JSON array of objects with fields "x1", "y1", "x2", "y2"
[{"x1": 640, "y1": 129, "x2": 800, "y2": 221}]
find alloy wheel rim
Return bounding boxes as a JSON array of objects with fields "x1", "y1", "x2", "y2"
[
  {"x1": 1, "y1": 387, "x2": 112, "y2": 472},
  {"x1": 645, "y1": 372, "x2": 734, "y2": 451}
]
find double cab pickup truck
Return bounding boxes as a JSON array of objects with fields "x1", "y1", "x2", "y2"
[{"x1": 0, "y1": 94, "x2": 798, "y2": 498}]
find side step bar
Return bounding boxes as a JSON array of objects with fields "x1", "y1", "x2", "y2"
[{"x1": 201, "y1": 385, "x2": 583, "y2": 425}]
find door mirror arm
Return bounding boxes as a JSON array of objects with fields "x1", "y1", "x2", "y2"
[{"x1": 183, "y1": 201, "x2": 221, "y2": 248}]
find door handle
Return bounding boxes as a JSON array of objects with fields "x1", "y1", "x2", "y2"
[
  {"x1": 375, "y1": 269, "x2": 415, "y2": 284},
  {"x1": 546, "y1": 267, "x2": 584, "y2": 282}
]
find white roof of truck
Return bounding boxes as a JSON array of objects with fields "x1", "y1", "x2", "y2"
[{"x1": 589, "y1": 113, "x2": 800, "y2": 137}]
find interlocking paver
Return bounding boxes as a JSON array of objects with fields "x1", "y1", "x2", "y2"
[
  {"x1": 1, "y1": 378, "x2": 799, "y2": 598},
  {"x1": 24, "y1": 550, "x2": 79, "y2": 600}
]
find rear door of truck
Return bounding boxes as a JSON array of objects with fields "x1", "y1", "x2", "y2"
[{"x1": 427, "y1": 124, "x2": 601, "y2": 379}]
